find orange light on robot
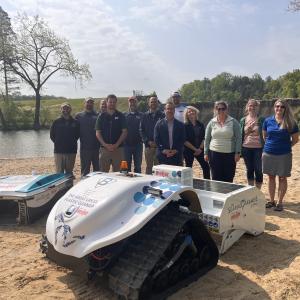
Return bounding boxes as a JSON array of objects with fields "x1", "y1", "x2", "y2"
[{"x1": 120, "y1": 160, "x2": 128, "y2": 173}]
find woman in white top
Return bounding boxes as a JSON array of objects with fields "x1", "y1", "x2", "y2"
[{"x1": 204, "y1": 101, "x2": 242, "y2": 182}]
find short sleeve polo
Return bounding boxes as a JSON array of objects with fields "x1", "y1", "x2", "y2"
[
  {"x1": 95, "y1": 110, "x2": 127, "y2": 145},
  {"x1": 263, "y1": 116, "x2": 299, "y2": 155}
]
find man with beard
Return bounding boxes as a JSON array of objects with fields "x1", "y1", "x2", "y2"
[
  {"x1": 75, "y1": 97, "x2": 100, "y2": 176},
  {"x1": 50, "y1": 102, "x2": 80, "y2": 175}
]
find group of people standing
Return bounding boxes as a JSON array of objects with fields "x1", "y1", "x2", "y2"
[{"x1": 50, "y1": 94, "x2": 299, "y2": 212}]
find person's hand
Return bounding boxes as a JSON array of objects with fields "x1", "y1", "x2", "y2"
[
  {"x1": 204, "y1": 154, "x2": 209, "y2": 162},
  {"x1": 235, "y1": 153, "x2": 240, "y2": 162},
  {"x1": 168, "y1": 149, "x2": 177, "y2": 157},
  {"x1": 162, "y1": 149, "x2": 169, "y2": 156},
  {"x1": 194, "y1": 148, "x2": 202, "y2": 156}
]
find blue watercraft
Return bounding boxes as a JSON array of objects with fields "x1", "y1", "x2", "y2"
[{"x1": 0, "y1": 173, "x2": 73, "y2": 225}]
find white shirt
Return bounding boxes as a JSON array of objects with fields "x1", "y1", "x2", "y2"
[{"x1": 174, "y1": 104, "x2": 186, "y2": 123}]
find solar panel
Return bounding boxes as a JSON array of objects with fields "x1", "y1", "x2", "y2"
[{"x1": 193, "y1": 179, "x2": 244, "y2": 194}]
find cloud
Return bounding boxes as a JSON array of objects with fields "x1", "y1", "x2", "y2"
[
  {"x1": 128, "y1": 0, "x2": 258, "y2": 29},
  {"x1": 2, "y1": 0, "x2": 183, "y2": 99}
]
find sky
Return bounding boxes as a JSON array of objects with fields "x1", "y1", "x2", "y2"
[{"x1": 1, "y1": 0, "x2": 300, "y2": 101}]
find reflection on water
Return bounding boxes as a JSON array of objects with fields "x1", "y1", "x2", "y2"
[{"x1": 0, "y1": 130, "x2": 55, "y2": 158}]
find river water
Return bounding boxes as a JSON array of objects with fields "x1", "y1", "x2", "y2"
[{"x1": 0, "y1": 130, "x2": 55, "y2": 158}]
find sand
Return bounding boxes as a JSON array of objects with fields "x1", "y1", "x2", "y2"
[{"x1": 1, "y1": 144, "x2": 300, "y2": 300}]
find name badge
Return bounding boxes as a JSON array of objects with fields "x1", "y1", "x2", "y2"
[{"x1": 115, "y1": 117, "x2": 119, "y2": 120}]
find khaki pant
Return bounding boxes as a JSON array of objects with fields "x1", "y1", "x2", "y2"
[
  {"x1": 99, "y1": 147, "x2": 124, "y2": 172},
  {"x1": 145, "y1": 147, "x2": 158, "y2": 174},
  {"x1": 54, "y1": 153, "x2": 76, "y2": 174}
]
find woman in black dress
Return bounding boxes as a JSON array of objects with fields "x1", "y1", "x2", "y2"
[{"x1": 183, "y1": 106, "x2": 210, "y2": 179}]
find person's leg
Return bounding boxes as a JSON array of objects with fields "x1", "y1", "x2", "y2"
[
  {"x1": 112, "y1": 147, "x2": 124, "y2": 172},
  {"x1": 80, "y1": 150, "x2": 92, "y2": 176},
  {"x1": 278, "y1": 176, "x2": 287, "y2": 205},
  {"x1": 133, "y1": 143, "x2": 143, "y2": 173},
  {"x1": 195, "y1": 153, "x2": 210, "y2": 179},
  {"x1": 209, "y1": 151, "x2": 223, "y2": 181},
  {"x1": 124, "y1": 145, "x2": 133, "y2": 172},
  {"x1": 54, "y1": 153, "x2": 64, "y2": 173},
  {"x1": 268, "y1": 175, "x2": 276, "y2": 204},
  {"x1": 91, "y1": 149, "x2": 100, "y2": 172},
  {"x1": 242, "y1": 147, "x2": 255, "y2": 185},
  {"x1": 65, "y1": 153, "x2": 76, "y2": 174},
  {"x1": 222, "y1": 153, "x2": 236, "y2": 183},
  {"x1": 145, "y1": 147, "x2": 156, "y2": 174},
  {"x1": 99, "y1": 148, "x2": 111, "y2": 172},
  {"x1": 253, "y1": 148, "x2": 263, "y2": 189},
  {"x1": 184, "y1": 151, "x2": 194, "y2": 168}
]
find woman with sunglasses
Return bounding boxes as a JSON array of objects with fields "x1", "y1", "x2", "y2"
[
  {"x1": 263, "y1": 99, "x2": 299, "y2": 211},
  {"x1": 183, "y1": 106, "x2": 210, "y2": 179},
  {"x1": 240, "y1": 99, "x2": 264, "y2": 189},
  {"x1": 204, "y1": 101, "x2": 242, "y2": 182}
]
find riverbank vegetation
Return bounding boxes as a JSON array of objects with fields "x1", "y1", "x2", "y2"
[{"x1": 0, "y1": 97, "x2": 129, "y2": 130}]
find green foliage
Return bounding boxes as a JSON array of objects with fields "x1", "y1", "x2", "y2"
[{"x1": 180, "y1": 70, "x2": 300, "y2": 103}]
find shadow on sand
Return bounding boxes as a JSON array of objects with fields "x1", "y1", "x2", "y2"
[
  {"x1": 221, "y1": 231, "x2": 300, "y2": 276},
  {"x1": 56, "y1": 264, "x2": 271, "y2": 300},
  {"x1": 266, "y1": 201, "x2": 300, "y2": 220}
]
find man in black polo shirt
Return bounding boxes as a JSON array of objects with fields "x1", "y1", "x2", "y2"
[
  {"x1": 124, "y1": 96, "x2": 143, "y2": 173},
  {"x1": 50, "y1": 102, "x2": 79, "y2": 174},
  {"x1": 75, "y1": 97, "x2": 100, "y2": 176},
  {"x1": 95, "y1": 94, "x2": 127, "y2": 172}
]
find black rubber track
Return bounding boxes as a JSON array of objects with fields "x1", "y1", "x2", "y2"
[{"x1": 108, "y1": 204, "x2": 219, "y2": 300}]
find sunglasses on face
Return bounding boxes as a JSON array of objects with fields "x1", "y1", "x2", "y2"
[
  {"x1": 216, "y1": 107, "x2": 226, "y2": 111},
  {"x1": 275, "y1": 105, "x2": 285, "y2": 109}
]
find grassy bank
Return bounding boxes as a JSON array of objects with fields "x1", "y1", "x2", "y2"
[{"x1": 0, "y1": 97, "x2": 129, "y2": 130}]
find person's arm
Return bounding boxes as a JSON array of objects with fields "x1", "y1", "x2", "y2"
[
  {"x1": 291, "y1": 132, "x2": 299, "y2": 146},
  {"x1": 113, "y1": 128, "x2": 128, "y2": 149},
  {"x1": 139, "y1": 116, "x2": 149, "y2": 146},
  {"x1": 154, "y1": 121, "x2": 164, "y2": 152},
  {"x1": 50, "y1": 121, "x2": 56, "y2": 142},
  {"x1": 204, "y1": 121, "x2": 212, "y2": 156},
  {"x1": 96, "y1": 130, "x2": 110, "y2": 149},
  {"x1": 262, "y1": 130, "x2": 267, "y2": 141},
  {"x1": 184, "y1": 141, "x2": 197, "y2": 151},
  {"x1": 233, "y1": 119, "x2": 242, "y2": 154}
]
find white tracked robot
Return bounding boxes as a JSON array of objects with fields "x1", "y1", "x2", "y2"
[{"x1": 41, "y1": 164, "x2": 265, "y2": 299}]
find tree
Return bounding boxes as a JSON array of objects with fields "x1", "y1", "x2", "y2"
[
  {"x1": 9, "y1": 14, "x2": 92, "y2": 129},
  {"x1": 0, "y1": 6, "x2": 18, "y2": 101},
  {"x1": 289, "y1": 0, "x2": 300, "y2": 11}
]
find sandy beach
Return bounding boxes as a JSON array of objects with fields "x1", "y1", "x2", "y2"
[{"x1": 1, "y1": 144, "x2": 300, "y2": 300}]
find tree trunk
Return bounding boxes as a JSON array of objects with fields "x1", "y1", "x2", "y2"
[
  {"x1": 0, "y1": 108, "x2": 7, "y2": 130},
  {"x1": 33, "y1": 89, "x2": 41, "y2": 130},
  {"x1": 3, "y1": 62, "x2": 9, "y2": 101}
]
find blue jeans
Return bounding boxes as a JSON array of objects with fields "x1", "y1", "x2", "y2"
[
  {"x1": 124, "y1": 144, "x2": 143, "y2": 173},
  {"x1": 242, "y1": 147, "x2": 263, "y2": 183}
]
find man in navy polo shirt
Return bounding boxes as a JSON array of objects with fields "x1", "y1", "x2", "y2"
[
  {"x1": 95, "y1": 94, "x2": 127, "y2": 172},
  {"x1": 124, "y1": 96, "x2": 143, "y2": 173}
]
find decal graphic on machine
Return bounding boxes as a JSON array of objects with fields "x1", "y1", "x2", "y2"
[
  {"x1": 227, "y1": 196, "x2": 258, "y2": 214},
  {"x1": 133, "y1": 180, "x2": 182, "y2": 215},
  {"x1": 199, "y1": 213, "x2": 220, "y2": 233},
  {"x1": 54, "y1": 212, "x2": 85, "y2": 247}
]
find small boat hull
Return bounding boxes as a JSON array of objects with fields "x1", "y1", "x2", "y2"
[{"x1": 0, "y1": 174, "x2": 73, "y2": 225}]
